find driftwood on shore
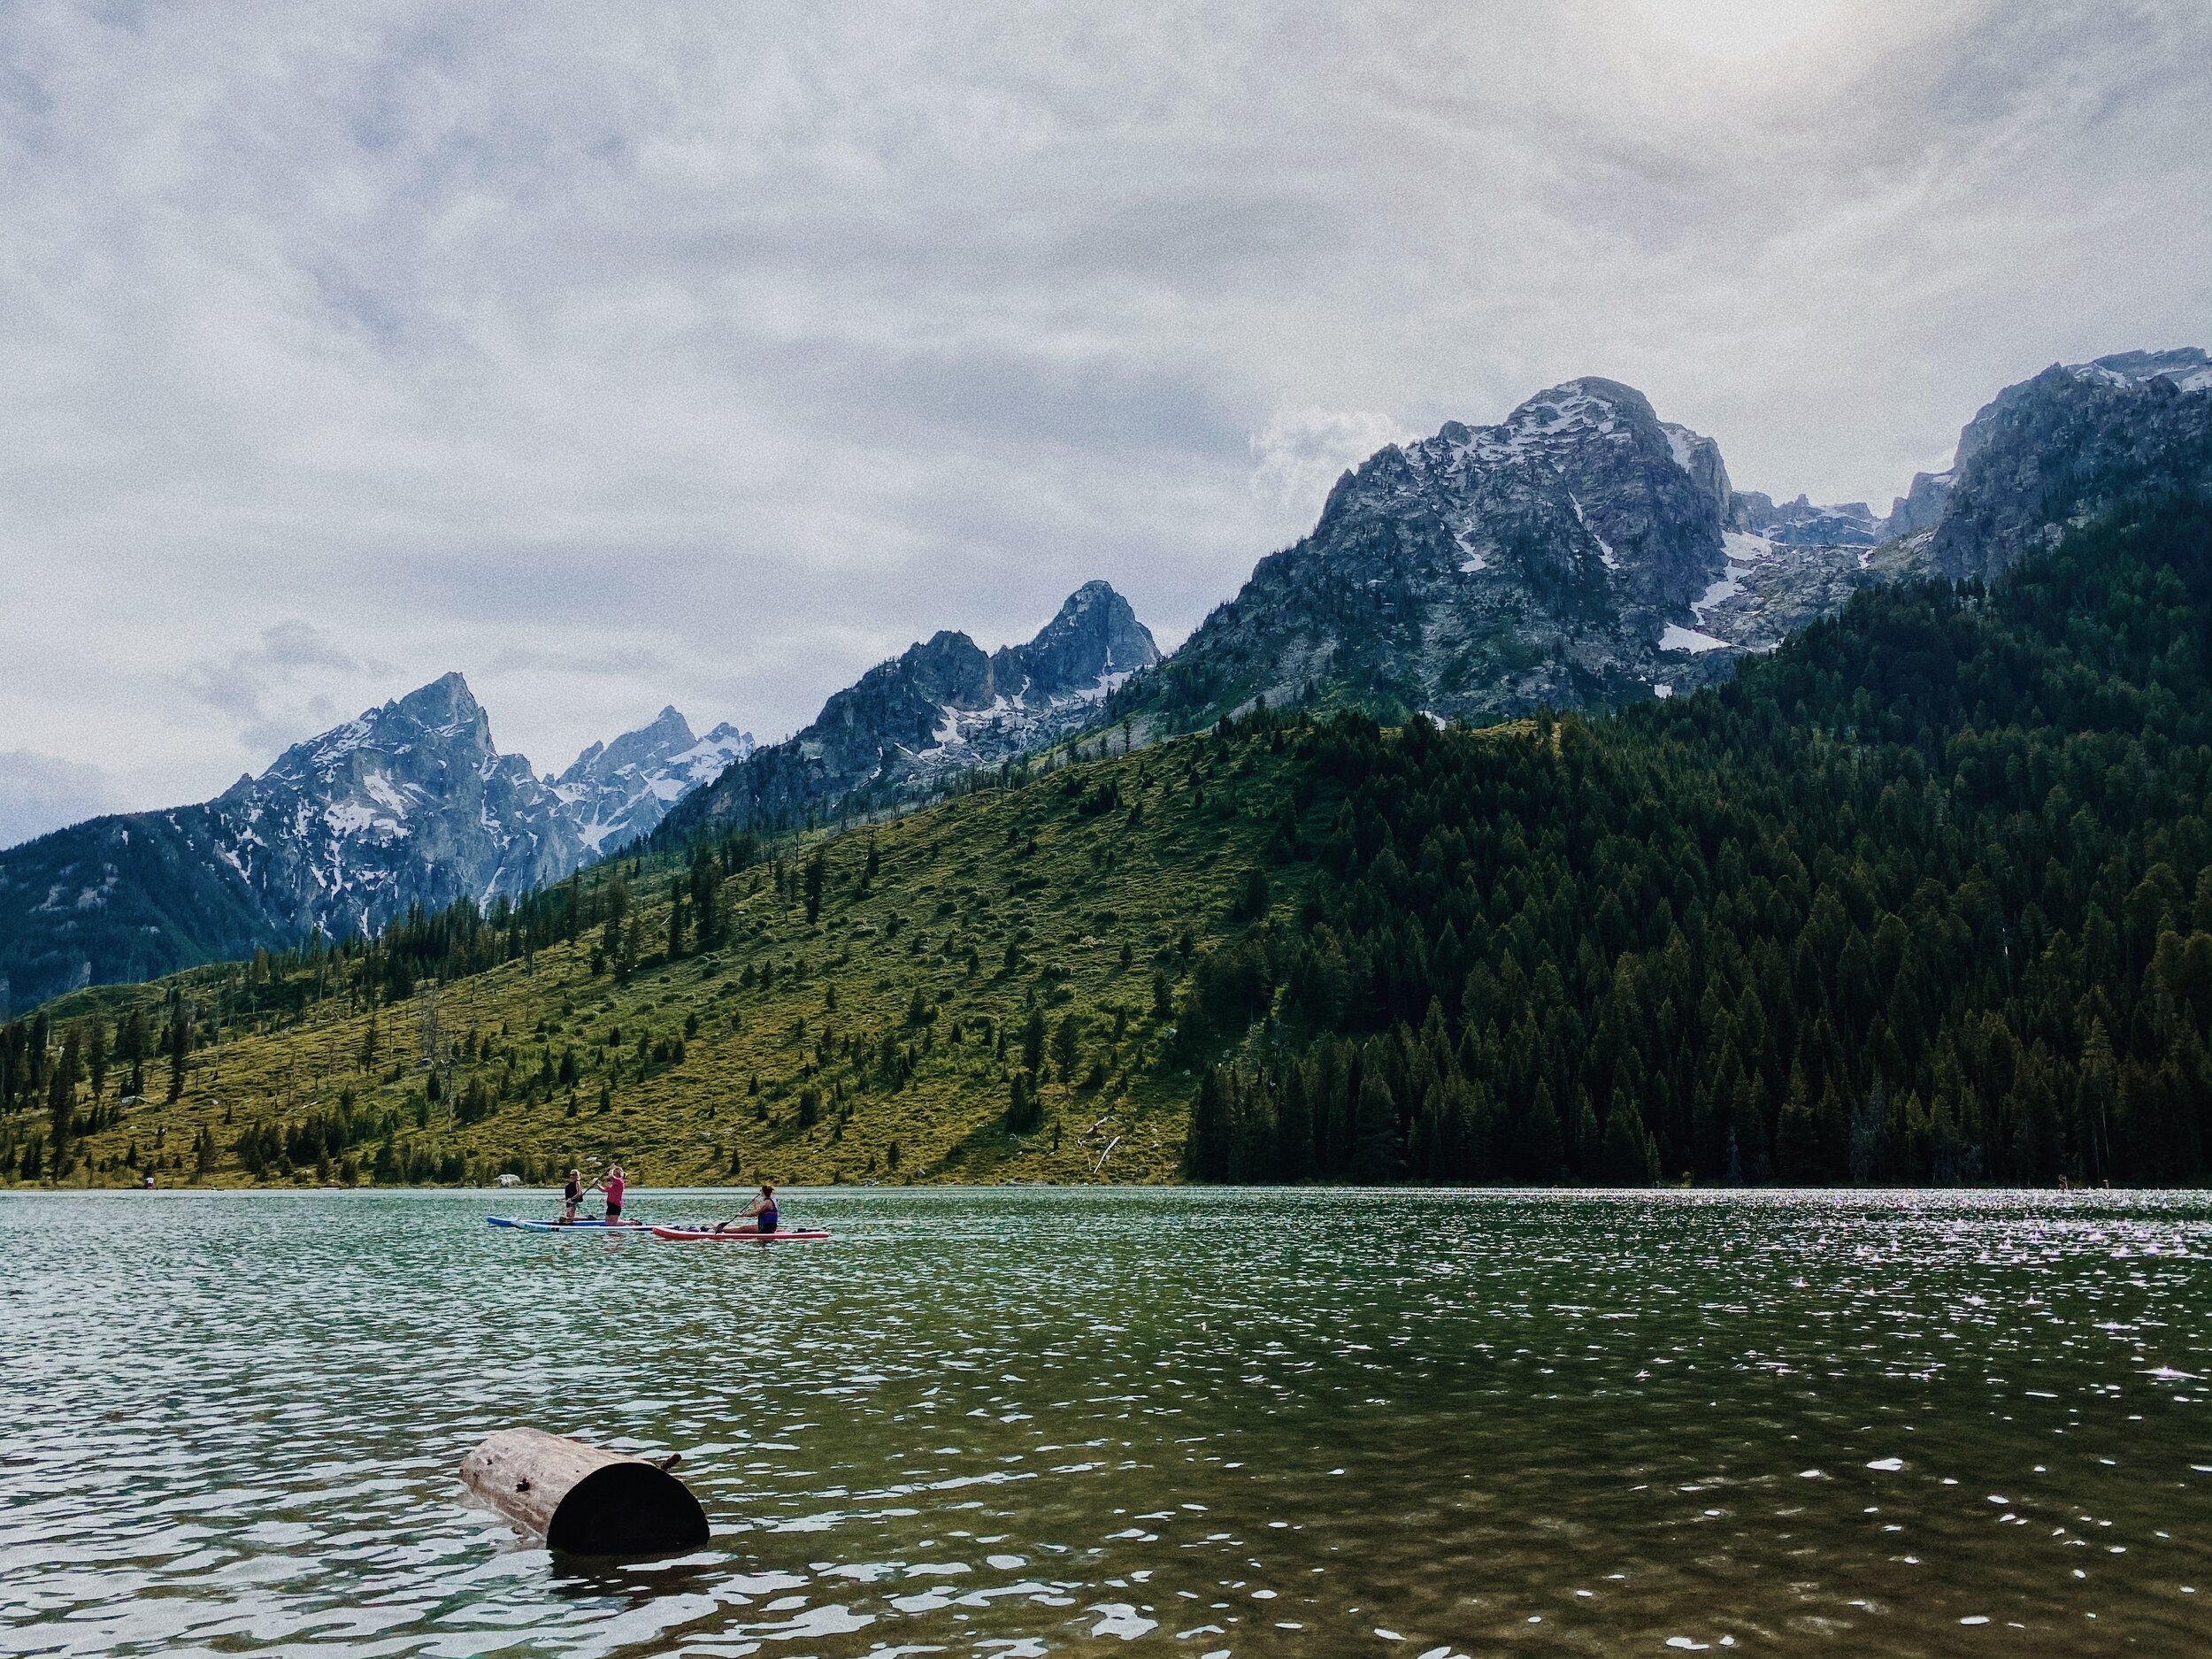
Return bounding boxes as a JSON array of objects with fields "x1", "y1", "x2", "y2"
[{"x1": 459, "y1": 1428, "x2": 708, "y2": 1555}]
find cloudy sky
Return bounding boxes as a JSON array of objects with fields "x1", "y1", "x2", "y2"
[{"x1": 3, "y1": 0, "x2": 2207, "y2": 845}]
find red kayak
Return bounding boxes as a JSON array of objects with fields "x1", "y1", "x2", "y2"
[{"x1": 650, "y1": 1225, "x2": 831, "y2": 1242}]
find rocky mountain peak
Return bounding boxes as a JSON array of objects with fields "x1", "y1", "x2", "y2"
[
  {"x1": 1731, "y1": 493, "x2": 1881, "y2": 547},
  {"x1": 1116, "y1": 373, "x2": 1876, "y2": 734},
  {"x1": 257, "y1": 671, "x2": 497, "y2": 801},
  {"x1": 1500, "y1": 376, "x2": 1655, "y2": 442},
  {"x1": 1932, "y1": 344, "x2": 2212, "y2": 579},
  {"x1": 1881, "y1": 471, "x2": 1955, "y2": 539},
  {"x1": 0, "y1": 679, "x2": 755, "y2": 1009},
  {"x1": 554, "y1": 704, "x2": 752, "y2": 856},
  {"x1": 2070, "y1": 347, "x2": 2212, "y2": 394},
  {"x1": 997, "y1": 580, "x2": 1160, "y2": 698},
  {"x1": 391, "y1": 668, "x2": 480, "y2": 721},
  {"x1": 1662, "y1": 422, "x2": 1735, "y2": 527},
  {"x1": 563, "y1": 705, "x2": 692, "y2": 780},
  {"x1": 661, "y1": 580, "x2": 1164, "y2": 834}
]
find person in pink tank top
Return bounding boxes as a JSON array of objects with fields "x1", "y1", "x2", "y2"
[{"x1": 600, "y1": 1163, "x2": 627, "y2": 1223}]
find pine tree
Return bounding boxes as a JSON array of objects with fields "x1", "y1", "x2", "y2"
[
  {"x1": 120, "y1": 1010, "x2": 149, "y2": 1098},
  {"x1": 1571, "y1": 1087, "x2": 1601, "y2": 1179},
  {"x1": 1350, "y1": 1071, "x2": 1398, "y2": 1183},
  {"x1": 1276, "y1": 1064, "x2": 1314, "y2": 1182},
  {"x1": 1776, "y1": 1064, "x2": 1821, "y2": 1183},
  {"x1": 690, "y1": 850, "x2": 722, "y2": 945},
  {"x1": 1181, "y1": 1067, "x2": 1230, "y2": 1179},
  {"x1": 1007, "y1": 1070, "x2": 1043, "y2": 1136},
  {"x1": 165, "y1": 1004, "x2": 192, "y2": 1103},
  {"x1": 1525, "y1": 1080, "x2": 1564, "y2": 1183},
  {"x1": 1848, "y1": 1079, "x2": 1888, "y2": 1186},
  {"x1": 1601, "y1": 1095, "x2": 1656, "y2": 1186},
  {"x1": 85, "y1": 1019, "x2": 108, "y2": 1102},
  {"x1": 1053, "y1": 1013, "x2": 1080, "y2": 1079},
  {"x1": 48, "y1": 1028, "x2": 82, "y2": 1170},
  {"x1": 803, "y1": 849, "x2": 827, "y2": 924}
]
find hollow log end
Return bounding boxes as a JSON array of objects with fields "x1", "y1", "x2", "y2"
[
  {"x1": 548, "y1": 1462, "x2": 710, "y2": 1555},
  {"x1": 461, "y1": 1428, "x2": 706, "y2": 1555}
]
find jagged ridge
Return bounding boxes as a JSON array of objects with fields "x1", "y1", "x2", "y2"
[
  {"x1": 1110, "y1": 350, "x2": 2211, "y2": 737},
  {"x1": 0, "y1": 680, "x2": 749, "y2": 1011},
  {"x1": 665, "y1": 580, "x2": 1159, "y2": 835}
]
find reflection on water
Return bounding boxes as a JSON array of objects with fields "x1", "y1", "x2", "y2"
[{"x1": 2, "y1": 1187, "x2": 2208, "y2": 1657}]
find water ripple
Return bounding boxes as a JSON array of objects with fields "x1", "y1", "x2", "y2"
[{"x1": 2, "y1": 1187, "x2": 2208, "y2": 1655}]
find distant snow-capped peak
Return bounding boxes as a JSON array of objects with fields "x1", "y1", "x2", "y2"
[
  {"x1": 2065, "y1": 347, "x2": 2212, "y2": 394},
  {"x1": 553, "y1": 706, "x2": 755, "y2": 855}
]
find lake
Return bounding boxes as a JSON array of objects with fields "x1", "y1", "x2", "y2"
[{"x1": 2, "y1": 1187, "x2": 2208, "y2": 1657}]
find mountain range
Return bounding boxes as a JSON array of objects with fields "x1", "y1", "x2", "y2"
[
  {"x1": 552, "y1": 704, "x2": 754, "y2": 857},
  {"x1": 660, "y1": 579, "x2": 1159, "y2": 839},
  {"x1": 1111, "y1": 345, "x2": 2212, "y2": 736},
  {"x1": 0, "y1": 682, "x2": 749, "y2": 1012},
  {"x1": 4, "y1": 345, "x2": 2206, "y2": 1013}
]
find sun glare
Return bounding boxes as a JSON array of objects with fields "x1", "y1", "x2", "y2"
[{"x1": 1629, "y1": 0, "x2": 1847, "y2": 63}]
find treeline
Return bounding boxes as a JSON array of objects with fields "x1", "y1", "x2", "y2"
[
  {"x1": 1185, "y1": 492, "x2": 2212, "y2": 1187},
  {"x1": 345, "y1": 822, "x2": 765, "y2": 1004},
  {"x1": 0, "y1": 822, "x2": 773, "y2": 1183}
]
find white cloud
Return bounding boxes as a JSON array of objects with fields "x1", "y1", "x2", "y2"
[
  {"x1": 0, "y1": 0, "x2": 2205, "y2": 815},
  {"x1": 1250, "y1": 405, "x2": 1414, "y2": 528},
  {"x1": 175, "y1": 621, "x2": 393, "y2": 759},
  {"x1": 0, "y1": 751, "x2": 120, "y2": 849}
]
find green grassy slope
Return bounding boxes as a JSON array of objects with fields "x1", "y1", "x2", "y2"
[{"x1": 10, "y1": 729, "x2": 1304, "y2": 1189}]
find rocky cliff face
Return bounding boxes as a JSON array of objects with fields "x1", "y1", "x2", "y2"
[
  {"x1": 1925, "y1": 348, "x2": 2212, "y2": 580},
  {"x1": 0, "y1": 678, "x2": 746, "y2": 1010},
  {"x1": 553, "y1": 707, "x2": 753, "y2": 857},
  {"x1": 666, "y1": 580, "x2": 1160, "y2": 834},
  {"x1": 1116, "y1": 376, "x2": 1890, "y2": 730},
  {"x1": 1731, "y1": 492, "x2": 1882, "y2": 546},
  {"x1": 1880, "y1": 470, "x2": 1954, "y2": 540},
  {"x1": 1111, "y1": 351, "x2": 2210, "y2": 736},
  {"x1": 196, "y1": 673, "x2": 586, "y2": 941}
]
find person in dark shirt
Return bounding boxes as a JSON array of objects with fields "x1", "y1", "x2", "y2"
[{"x1": 717, "y1": 1183, "x2": 778, "y2": 1234}]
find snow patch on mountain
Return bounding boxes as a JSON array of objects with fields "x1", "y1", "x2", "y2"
[
  {"x1": 553, "y1": 708, "x2": 755, "y2": 855},
  {"x1": 1660, "y1": 624, "x2": 1729, "y2": 654},
  {"x1": 2068, "y1": 347, "x2": 2212, "y2": 394},
  {"x1": 667, "y1": 581, "x2": 1161, "y2": 835}
]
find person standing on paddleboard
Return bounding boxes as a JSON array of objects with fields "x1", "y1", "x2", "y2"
[
  {"x1": 560, "y1": 1167, "x2": 584, "y2": 1224},
  {"x1": 600, "y1": 1162, "x2": 626, "y2": 1224},
  {"x1": 717, "y1": 1183, "x2": 778, "y2": 1234}
]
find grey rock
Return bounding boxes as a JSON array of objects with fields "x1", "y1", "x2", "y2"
[
  {"x1": 554, "y1": 708, "x2": 753, "y2": 857},
  {"x1": 1732, "y1": 492, "x2": 1881, "y2": 547},
  {"x1": 668, "y1": 580, "x2": 1159, "y2": 833},
  {"x1": 1112, "y1": 350, "x2": 2208, "y2": 736},
  {"x1": 200, "y1": 672, "x2": 585, "y2": 942},
  {"x1": 1881, "y1": 470, "x2": 1954, "y2": 539},
  {"x1": 1928, "y1": 349, "x2": 2212, "y2": 580},
  {"x1": 1115, "y1": 376, "x2": 1872, "y2": 729},
  {"x1": 0, "y1": 676, "x2": 749, "y2": 1010}
]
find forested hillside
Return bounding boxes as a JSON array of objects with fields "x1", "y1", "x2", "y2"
[
  {"x1": 8, "y1": 486, "x2": 2212, "y2": 1191},
  {"x1": 0, "y1": 734, "x2": 1287, "y2": 1190},
  {"x1": 1182, "y1": 494, "x2": 2212, "y2": 1186}
]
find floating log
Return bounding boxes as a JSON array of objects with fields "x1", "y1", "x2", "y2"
[{"x1": 460, "y1": 1428, "x2": 708, "y2": 1555}]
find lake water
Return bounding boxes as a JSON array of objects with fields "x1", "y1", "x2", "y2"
[{"x1": 3, "y1": 1187, "x2": 2208, "y2": 1658}]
